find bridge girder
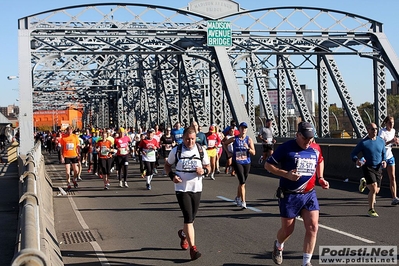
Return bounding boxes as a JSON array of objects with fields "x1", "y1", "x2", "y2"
[{"x1": 17, "y1": 2, "x2": 399, "y2": 153}]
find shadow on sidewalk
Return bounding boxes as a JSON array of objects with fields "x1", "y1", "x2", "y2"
[{"x1": 0, "y1": 161, "x2": 20, "y2": 265}]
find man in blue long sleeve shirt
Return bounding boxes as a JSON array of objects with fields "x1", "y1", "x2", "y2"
[{"x1": 350, "y1": 123, "x2": 387, "y2": 217}]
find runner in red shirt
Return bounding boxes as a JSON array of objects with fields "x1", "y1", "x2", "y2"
[
  {"x1": 205, "y1": 125, "x2": 221, "y2": 180},
  {"x1": 114, "y1": 127, "x2": 132, "y2": 188},
  {"x1": 96, "y1": 131, "x2": 113, "y2": 190}
]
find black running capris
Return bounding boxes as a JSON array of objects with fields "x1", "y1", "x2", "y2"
[
  {"x1": 233, "y1": 162, "x2": 251, "y2": 185},
  {"x1": 143, "y1": 161, "x2": 156, "y2": 176},
  {"x1": 176, "y1": 191, "x2": 202, "y2": 224}
]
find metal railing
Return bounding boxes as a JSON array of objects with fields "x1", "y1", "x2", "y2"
[{"x1": 12, "y1": 142, "x2": 63, "y2": 266}]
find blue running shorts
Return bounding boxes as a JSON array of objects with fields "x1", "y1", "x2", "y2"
[
  {"x1": 278, "y1": 189, "x2": 319, "y2": 218},
  {"x1": 386, "y1": 157, "x2": 395, "y2": 166}
]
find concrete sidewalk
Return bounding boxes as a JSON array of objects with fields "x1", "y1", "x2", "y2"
[{"x1": 0, "y1": 161, "x2": 20, "y2": 265}]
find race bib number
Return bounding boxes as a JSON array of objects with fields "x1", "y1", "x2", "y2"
[
  {"x1": 119, "y1": 147, "x2": 128, "y2": 155},
  {"x1": 165, "y1": 144, "x2": 172, "y2": 151},
  {"x1": 66, "y1": 143, "x2": 75, "y2": 151},
  {"x1": 146, "y1": 149, "x2": 156, "y2": 159},
  {"x1": 181, "y1": 159, "x2": 199, "y2": 171},
  {"x1": 296, "y1": 158, "x2": 316, "y2": 176},
  {"x1": 267, "y1": 138, "x2": 273, "y2": 144},
  {"x1": 100, "y1": 146, "x2": 109, "y2": 156},
  {"x1": 208, "y1": 139, "x2": 216, "y2": 148},
  {"x1": 235, "y1": 151, "x2": 247, "y2": 161}
]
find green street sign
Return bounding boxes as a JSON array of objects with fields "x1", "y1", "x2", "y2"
[{"x1": 207, "y1": 20, "x2": 232, "y2": 47}]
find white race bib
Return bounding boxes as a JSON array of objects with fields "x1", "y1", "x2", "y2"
[{"x1": 296, "y1": 158, "x2": 316, "y2": 176}]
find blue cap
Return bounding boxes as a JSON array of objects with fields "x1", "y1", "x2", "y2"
[{"x1": 239, "y1": 122, "x2": 248, "y2": 128}]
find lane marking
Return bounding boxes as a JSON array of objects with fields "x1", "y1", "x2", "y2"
[
  {"x1": 296, "y1": 217, "x2": 375, "y2": 244},
  {"x1": 217, "y1": 195, "x2": 375, "y2": 243},
  {"x1": 48, "y1": 163, "x2": 111, "y2": 264}
]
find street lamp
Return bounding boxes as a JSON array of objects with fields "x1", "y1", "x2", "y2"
[
  {"x1": 7, "y1": 75, "x2": 19, "y2": 80},
  {"x1": 331, "y1": 111, "x2": 339, "y2": 130},
  {"x1": 364, "y1": 109, "x2": 372, "y2": 123}
]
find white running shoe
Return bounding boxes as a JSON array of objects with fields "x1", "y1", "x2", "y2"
[
  {"x1": 119, "y1": 181, "x2": 123, "y2": 188},
  {"x1": 241, "y1": 201, "x2": 247, "y2": 209},
  {"x1": 124, "y1": 182, "x2": 129, "y2": 188}
]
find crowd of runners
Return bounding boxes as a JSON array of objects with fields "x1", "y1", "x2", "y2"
[{"x1": 33, "y1": 117, "x2": 398, "y2": 266}]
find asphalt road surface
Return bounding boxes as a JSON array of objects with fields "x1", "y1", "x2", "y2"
[{"x1": 45, "y1": 153, "x2": 398, "y2": 266}]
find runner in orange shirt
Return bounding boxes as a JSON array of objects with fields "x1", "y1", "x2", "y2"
[{"x1": 60, "y1": 127, "x2": 80, "y2": 191}]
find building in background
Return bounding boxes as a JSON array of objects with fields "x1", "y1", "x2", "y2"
[
  {"x1": 0, "y1": 104, "x2": 19, "y2": 127},
  {"x1": 33, "y1": 108, "x2": 83, "y2": 131},
  {"x1": 389, "y1": 80, "x2": 399, "y2": 95}
]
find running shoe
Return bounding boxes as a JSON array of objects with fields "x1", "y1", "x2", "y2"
[
  {"x1": 210, "y1": 173, "x2": 215, "y2": 180},
  {"x1": 146, "y1": 183, "x2": 151, "y2": 190},
  {"x1": 119, "y1": 181, "x2": 123, "y2": 188},
  {"x1": 391, "y1": 197, "x2": 399, "y2": 205},
  {"x1": 234, "y1": 196, "x2": 242, "y2": 207},
  {"x1": 104, "y1": 185, "x2": 109, "y2": 190},
  {"x1": 272, "y1": 240, "x2": 283, "y2": 265},
  {"x1": 153, "y1": 168, "x2": 158, "y2": 174},
  {"x1": 66, "y1": 185, "x2": 72, "y2": 192},
  {"x1": 241, "y1": 201, "x2": 247, "y2": 209},
  {"x1": 368, "y1": 209, "x2": 379, "y2": 217},
  {"x1": 177, "y1": 229, "x2": 189, "y2": 250},
  {"x1": 190, "y1": 246, "x2": 201, "y2": 260},
  {"x1": 77, "y1": 176, "x2": 82, "y2": 181},
  {"x1": 124, "y1": 182, "x2": 129, "y2": 188},
  {"x1": 258, "y1": 155, "x2": 263, "y2": 165},
  {"x1": 359, "y1": 177, "x2": 366, "y2": 193},
  {"x1": 73, "y1": 182, "x2": 79, "y2": 188},
  {"x1": 215, "y1": 169, "x2": 220, "y2": 174},
  {"x1": 87, "y1": 169, "x2": 92, "y2": 173}
]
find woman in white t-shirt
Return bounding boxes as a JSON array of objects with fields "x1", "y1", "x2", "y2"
[
  {"x1": 378, "y1": 116, "x2": 399, "y2": 205},
  {"x1": 164, "y1": 126, "x2": 210, "y2": 261}
]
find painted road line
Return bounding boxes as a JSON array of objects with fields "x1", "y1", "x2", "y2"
[
  {"x1": 48, "y1": 162, "x2": 111, "y2": 265},
  {"x1": 217, "y1": 194, "x2": 375, "y2": 244},
  {"x1": 217, "y1": 196, "x2": 263, "y2": 212},
  {"x1": 295, "y1": 217, "x2": 375, "y2": 244}
]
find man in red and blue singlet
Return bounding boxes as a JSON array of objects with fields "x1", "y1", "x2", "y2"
[{"x1": 265, "y1": 121, "x2": 329, "y2": 266}]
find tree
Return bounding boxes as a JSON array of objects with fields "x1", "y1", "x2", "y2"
[
  {"x1": 357, "y1": 102, "x2": 374, "y2": 125},
  {"x1": 387, "y1": 95, "x2": 399, "y2": 120}
]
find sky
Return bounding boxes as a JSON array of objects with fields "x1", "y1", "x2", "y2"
[{"x1": 1, "y1": 0, "x2": 399, "y2": 109}]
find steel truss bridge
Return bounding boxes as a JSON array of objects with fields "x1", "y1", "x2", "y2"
[{"x1": 17, "y1": 0, "x2": 399, "y2": 154}]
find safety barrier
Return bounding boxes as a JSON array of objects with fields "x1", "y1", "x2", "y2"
[{"x1": 12, "y1": 142, "x2": 63, "y2": 266}]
